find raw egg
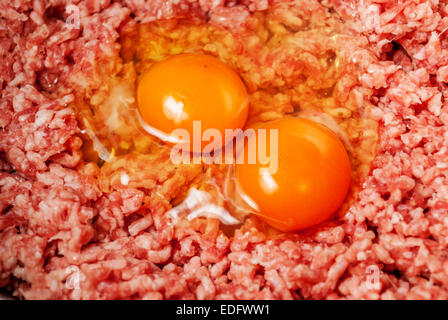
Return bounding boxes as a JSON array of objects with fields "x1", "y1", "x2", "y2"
[
  {"x1": 137, "y1": 53, "x2": 249, "y2": 151},
  {"x1": 235, "y1": 118, "x2": 351, "y2": 232}
]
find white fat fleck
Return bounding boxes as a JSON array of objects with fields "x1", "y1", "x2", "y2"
[
  {"x1": 357, "y1": 252, "x2": 367, "y2": 261},
  {"x1": 120, "y1": 172, "x2": 130, "y2": 186},
  {"x1": 414, "y1": 47, "x2": 426, "y2": 60},
  {"x1": 166, "y1": 188, "x2": 240, "y2": 225},
  {"x1": 18, "y1": 113, "x2": 32, "y2": 122},
  {"x1": 104, "y1": 83, "x2": 134, "y2": 131},
  {"x1": 437, "y1": 162, "x2": 448, "y2": 169},
  {"x1": 391, "y1": 212, "x2": 402, "y2": 224},
  {"x1": 34, "y1": 109, "x2": 53, "y2": 128},
  {"x1": 167, "y1": 208, "x2": 181, "y2": 223}
]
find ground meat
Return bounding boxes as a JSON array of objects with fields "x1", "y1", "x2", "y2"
[{"x1": 1, "y1": 0, "x2": 448, "y2": 300}]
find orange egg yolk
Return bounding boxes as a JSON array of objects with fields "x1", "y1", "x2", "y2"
[
  {"x1": 236, "y1": 118, "x2": 351, "y2": 232},
  {"x1": 137, "y1": 53, "x2": 249, "y2": 151}
]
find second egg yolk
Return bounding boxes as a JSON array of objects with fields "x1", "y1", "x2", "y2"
[
  {"x1": 137, "y1": 53, "x2": 249, "y2": 151},
  {"x1": 235, "y1": 118, "x2": 351, "y2": 232}
]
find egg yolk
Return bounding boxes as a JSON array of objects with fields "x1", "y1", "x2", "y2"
[
  {"x1": 235, "y1": 118, "x2": 351, "y2": 232},
  {"x1": 137, "y1": 53, "x2": 249, "y2": 151}
]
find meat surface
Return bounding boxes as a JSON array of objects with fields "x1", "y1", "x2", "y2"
[{"x1": 1, "y1": 0, "x2": 448, "y2": 300}]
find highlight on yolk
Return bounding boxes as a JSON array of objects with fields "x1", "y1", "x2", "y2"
[
  {"x1": 235, "y1": 118, "x2": 351, "y2": 232},
  {"x1": 137, "y1": 53, "x2": 249, "y2": 151}
]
